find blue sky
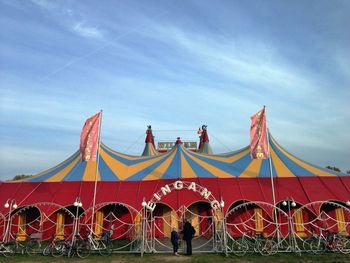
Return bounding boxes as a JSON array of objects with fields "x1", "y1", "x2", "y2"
[{"x1": 0, "y1": 0, "x2": 349, "y2": 180}]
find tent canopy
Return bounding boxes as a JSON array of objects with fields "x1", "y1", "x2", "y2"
[{"x1": 22, "y1": 133, "x2": 344, "y2": 183}]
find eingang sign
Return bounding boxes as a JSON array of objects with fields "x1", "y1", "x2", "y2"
[{"x1": 143, "y1": 180, "x2": 224, "y2": 212}]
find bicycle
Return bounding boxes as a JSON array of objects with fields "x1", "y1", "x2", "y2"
[
  {"x1": 307, "y1": 231, "x2": 350, "y2": 254},
  {"x1": 229, "y1": 236, "x2": 249, "y2": 256},
  {"x1": 0, "y1": 242, "x2": 12, "y2": 257},
  {"x1": 25, "y1": 233, "x2": 42, "y2": 255},
  {"x1": 82, "y1": 233, "x2": 113, "y2": 256},
  {"x1": 43, "y1": 236, "x2": 63, "y2": 256},
  {"x1": 0, "y1": 239, "x2": 25, "y2": 256},
  {"x1": 50, "y1": 235, "x2": 89, "y2": 258},
  {"x1": 241, "y1": 233, "x2": 278, "y2": 256}
]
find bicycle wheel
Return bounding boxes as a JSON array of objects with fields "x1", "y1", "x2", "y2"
[
  {"x1": 310, "y1": 239, "x2": 326, "y2": 254},
  {"x1": 4, "y1": 242, "x2": 17, "y2": 256},
  {"x1": 335, "y1": 237, "x2": 350, "y2": 254},
  {"x1": 231, "y1": 239, "x2": 248, "y2": 257},
  {"x1": 76, "y1": 241, "x2": 90, "y2": 259},
  {"x1": 0, "y1": 244, "x2": 9, "y2": 257},
  {"x1": 99, "y1": 240, "x2": 113, "y2": 256},
  {"x1": 303, "y1": 237, "x2": 315, "y2": 253},
  {"x1": 258, "y1": 239, "x2": 278, "y2": 256},
  {"x1": 51, "y1": 242, "x2": 64, "y2": 257},
  {"x1": 42, "y1": 245, "x2": 52, "y2": 256},
  {"x1": 26, "y1": 240, "x2": 39, "y2": 255}
]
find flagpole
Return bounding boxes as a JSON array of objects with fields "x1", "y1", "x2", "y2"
[
  {"x1": 90, "y1": 110, "x2": 103, "y2": 235},
  {"x1": 264, "y1": 106, "x2": 280, "y2": 243}
]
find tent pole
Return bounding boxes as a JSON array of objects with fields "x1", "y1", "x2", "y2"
[
  {"x1": 90, "y1": 110, "x2": 103, "y2": 235},
  {"x1": 265, "y1": 107, "x2": 280, "y2": 244}
]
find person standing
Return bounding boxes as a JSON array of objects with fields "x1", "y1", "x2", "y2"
[
  {"x1": 182, "y1": 219, "x2": 195, "y2": 255},
  {"x1": 171, "y1": 228, "x2": 179, "y2": 256}
]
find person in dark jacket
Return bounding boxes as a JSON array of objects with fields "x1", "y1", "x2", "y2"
[
  {"x1": 170, "y1": 228, "x2": 179, "y2": 255},
  {"x1": 182, "y1": 219, "x2": 195, "y2": 255}
]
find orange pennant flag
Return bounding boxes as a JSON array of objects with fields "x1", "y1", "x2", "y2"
[
  {"x1": 250, "y1": 107, "x2": 269, "y2": 159},
  {"x1": 80, "y1": 112, "x2": 101, "y2": 161}
]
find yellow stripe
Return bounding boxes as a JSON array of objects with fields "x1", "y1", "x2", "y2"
[
  {"x1": 270, "y1": 146, "x2": 295, "y2": 177},
  {"x1": 335, "y1": 208, "x2": 346, "y2": 232},
  {"x1": 82, "y1": 161, "x2": 101, "y2": 181},
  {"x1": 45, "y1": 156, "x2": 80, "y2": 182},
  {"x1": 240, "y1": 159, "x2": 262, "y2": 178},
  {"x1": 55, "y1": 211, "x2": 65, "y2": 239},
  {"x1": 143, "y1": 149, "x2": 177, "y2": 180},
  {"x1": 271, "y1": 137, "x2": 335, "y2": 177},
  {"x1": 184, "y1": 151, "x2": 233, "y2": 178},
  {"x1": 180, "y1": 152, "x2": 198, "y2": 178},
  {"x1": 17, "y1": 212, "x2": 26, "y2": 241},
  {"x1": 294, "y1": 209, "x2": 305, "y2": 233},
  {"x1": 189, "y1": 147, "x2": 250, "y2": 163},
  {"x1": 100, "y1": 147, "x2": 170, "y2": 180},
  {"x1": 94, "y1": 210, "x2": 104, "y2": 236},
  {"x1": 254, "y1": 208, "x2": 263, "y2": 233}
]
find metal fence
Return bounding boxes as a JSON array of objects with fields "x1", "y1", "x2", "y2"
[{"x1": 1, "y1": 200, "x2": 350, "y2": 257}]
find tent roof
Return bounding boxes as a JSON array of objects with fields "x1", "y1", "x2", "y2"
[{"x1": 22, "y1": 133, "x2": 345, "y2": 183}]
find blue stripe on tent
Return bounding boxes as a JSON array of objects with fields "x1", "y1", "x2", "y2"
[
  {"x1": 29, "y1": 154, "x2": 79, "y2": 182},
  {"x1": 98, "y1": 157, "x2": 119, "y2": 181},
  {"x1": 182, "y1": 152, "x2": 216, "y2": 178},
  {"x1": 162, "y1": 146, "x2": 181, "y2": 179},
  {"x1": 125, "y1": 157, "x2": 171, "y2": 181},
  {"x1": 193, "y1": 152, "x2": 252, "y2": 177},
  {"x1": 270, "y1": 141, "x2": 314, "y2": 176},
  {"x1": 258, "y1": 159, "x2": 277, "y2": 178},
  {"x1": 63, "y1": 161, "x2": 87, "y2": 181}
]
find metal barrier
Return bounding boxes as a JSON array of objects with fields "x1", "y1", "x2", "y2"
[{"x1": 1, "y1": 200, "x2": 349, "y2": 256}]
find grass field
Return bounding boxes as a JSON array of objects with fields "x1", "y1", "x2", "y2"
[{"x1": 1, "y1": 253, "x2": 350, "y2": 263}]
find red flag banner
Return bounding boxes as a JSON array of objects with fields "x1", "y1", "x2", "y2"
[
  {"x1": 80, "y1": 112, "x2": 101, "y2": 161},
  {"x1": 250, "y1": 107, "x2": 269, "y2": 159}
]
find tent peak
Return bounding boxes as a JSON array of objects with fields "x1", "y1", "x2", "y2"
[
  {"x1": 175, "y1": 137, "x2": 182, "y2": 145},
  {"x1": 198, "y1": 125, "x2": 213, "y2": 154},
  {"x1": 141, "y1": 125, "x2": 158, "y2": 157}
]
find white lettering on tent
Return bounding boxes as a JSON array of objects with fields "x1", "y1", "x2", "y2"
[
  {"x1": 211, "y1": 200, "x2": 220, "y2": 210},
  {"x1": 187, "y1": 182, "x2": 196, "y2": 192},
  {"x1": 161, "y1": 184, "x2": 171, "y2": 195},
  {"x1": 146, "y1": 201, "x2": 156, "y2": 211},
  {"x1": 200, "y1": 188, "x2": 211, "y2": 199},
  {"x1": 153, "y1": 193, "x2": 161, "y2": 201},
  {"x1": 145, "y1": 180, "x2": 222, "y2": 212},
  {"x1": 173, "y1": 181, "x2": 183, "y2": 190}
]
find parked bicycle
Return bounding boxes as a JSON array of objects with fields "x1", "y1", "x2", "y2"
[
  {"x1": 230, "y1": 232, "x2": 278, "y2": 256},
  {"x1": 0, "y1": 239, "x2": 25, "y2": 256},
  {"x1": 303, "y1": 231, "x2": 350, "y2": 254},
  {"x1": 25, "y1": 233, "x2": 42, "y2": 255},
  {"x1": 42, "y1": 236, "x2": 63, "y2": 256},
  {"x1": 80, "y1": 233, "x2": 113, "y2": 256},
  {"x1": 50, "y1": 234, "x2": 89, "y2": 258}
]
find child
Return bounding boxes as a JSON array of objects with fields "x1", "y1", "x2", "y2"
[{"x1": 171, "y1": 227, "x2": 179, "y2": 256}]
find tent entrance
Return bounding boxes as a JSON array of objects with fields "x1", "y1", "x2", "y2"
[{"x1": 142, "y1": 202, "x2": 226, "y2": 254}]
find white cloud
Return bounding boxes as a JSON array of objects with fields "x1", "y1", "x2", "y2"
[
  {"x1": 31, "y1": 0, "x2": 104, "y2": 40},
  {"x1": 72, "y1": 22, "x2": 103, "y2": 39}
]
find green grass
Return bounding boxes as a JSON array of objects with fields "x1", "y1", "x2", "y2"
[{"x1": 1, "y1": 253, "x2": 350, "y2": 263}]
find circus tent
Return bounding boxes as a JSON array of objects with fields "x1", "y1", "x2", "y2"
[{"x1": 0, "y1": 124, "x2": 349, "y2": 249}]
